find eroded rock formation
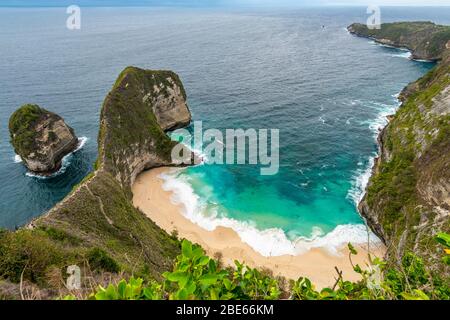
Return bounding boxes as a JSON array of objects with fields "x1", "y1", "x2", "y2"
[{"x1": 9, "y1": 104, "x2": 79, "y2": 174}]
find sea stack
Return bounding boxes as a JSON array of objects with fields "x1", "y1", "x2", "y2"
[{"x1": 9, "y1": 104, "x2": 79, "y2": 175}]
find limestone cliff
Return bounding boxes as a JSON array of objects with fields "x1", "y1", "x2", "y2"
[
  {"x1": 350, "y1": 23, "x2": 450, "y2": 278},
  {"x1": 98, "y1": 67, "x2": 191, "y2": 189},
  {"x1": 0, "y1": 67, "x2": 192, "y2": 295},
  {"x1": 348, "y1": 22, "x2": 450, "y2": 61},
  {"x1": 9, "y1": 104, "x2": 79, "y2": 174}
]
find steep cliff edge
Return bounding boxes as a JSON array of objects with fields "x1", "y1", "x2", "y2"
[
  {"x1": 0, "y1": 67, "x2": 192, "y2": 295},
  {"x1": 98, "y1": 67, "x2": 192, "y2": 189},
  {"x1": 348, "y1": 22, "x2": 450, "y2": 61},
  {"x1": 351, "y1": 23, "x2": 450, "y2": 278},
  {"x1": 9, "y1": 104, "x2": 79, "y2": 174}
]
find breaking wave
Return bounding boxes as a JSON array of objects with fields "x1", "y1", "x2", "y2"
[
  {"x1": 160, "y1": 170, "x2": 380, "y2": 257},
  {"x1": 25, "y1": 137, "x2": 88, "y2": 179}
]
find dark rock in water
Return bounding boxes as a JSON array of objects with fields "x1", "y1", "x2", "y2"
[{"x1": 9, "y1": 104, "x2": 79, "y2": 175}]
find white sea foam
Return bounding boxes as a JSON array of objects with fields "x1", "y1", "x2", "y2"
[
  {"x1": 319, "y1": 116, "x2": 326, "y2": 124},
  {"x1": 370, "y1": 40, "x2": 408, "y2": 51},
  {"x1": 412, "y1": 58, "x2": 434, "y2": 63},
  {"x1": 347, "y1": 94, "x2": 402, "y2": 207},
  {"x1": 14, "y1": 154, "x2": 23, "y2": 163},
  {"x1": 74, "y1": 136, "x2": 88, "y2": 152},
  {"x1": 359, "y1": 100, "x2": 399, "y2": 140},
  {"x1": 347, "y1": 157, "x2": 375, "y2": 206},
  {"x1": 25, "y1": 136, "x2": 88, "y2": 179},
  {"x1": 369, "y1": 40, "x2": 414, "y2": 60},
  {"x1": 391, "y1": 51, "x2": 412, "y2": 59},
  {"x1": 159, "y1": 170, "x2": 380, "y2": 257}
]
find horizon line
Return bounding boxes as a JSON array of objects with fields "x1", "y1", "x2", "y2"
[{"x1": 1, "y1": 4, "x2": 450, "y2": 8}]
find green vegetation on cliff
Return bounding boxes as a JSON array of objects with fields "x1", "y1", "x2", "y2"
[
  {"x1": 357, "y1": 28, "x2": 450, "y2": 280},
  {"x1": 348, "y1": 21, "x2": 450, "y2": 60},
  {"x1": 99, "y1": 67, "x2": 182, "y2": 188},
  {"x1": 9, "y1": 103, "x2": 79, "y2": 173},
  {"x1": 366, "y1": 63, "x2": 450, "y2": 229},
  {"x1": 9, "y1": 104, "x2": 48, "y2": 157}
]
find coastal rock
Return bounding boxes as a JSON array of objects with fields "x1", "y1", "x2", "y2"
[
  {"x1": 148, "y1": 75, "x2": 191, "y2": 131},
  {"x1": 9, "y1": 104, "x2": 78, "y2": 174},
  {"x1": 351, "y1": 24, "x2": 450, "y2": 277},
  {"x1": 99, "y1": 66, "x2": 194, "y2": 187},
  {"x1": 347, "y1": 22, "x2": 450, "y2": 61}
]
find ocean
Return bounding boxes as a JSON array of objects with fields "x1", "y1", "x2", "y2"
[{"x1": 0, "y1": 6, "x2": 448, "y2": 255}]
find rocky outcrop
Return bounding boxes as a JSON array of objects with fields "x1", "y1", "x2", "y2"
[
  {"x1": 351, "y1": 24, "x2": 450, "y2": 278},
  {"x1": 9, "y1": 104, "x2": 79, "y2": 174},
  {"x1": 98, "y1": 67, "x2": 192, "y2": 188},
  {"x1": 149, "y1": 74, "x2": 191, "y2": 131},
  {"x1": 38, "y1": 66, "x2": 194, "y2": 268},
  {"x1": 348, "y1": 22, "x2": 450, "y2": 61}
]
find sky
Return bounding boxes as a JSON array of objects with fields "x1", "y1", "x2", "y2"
[{"x1": 1, "y1": 0, "x2": 449, "y2": 7}]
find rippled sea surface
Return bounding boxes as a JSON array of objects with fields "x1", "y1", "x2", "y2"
[{"x1": 0, "y1": 6, "x2": 448, "y2": 253}]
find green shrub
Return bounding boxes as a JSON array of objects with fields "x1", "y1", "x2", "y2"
[
  {"x1": 77, "y1": 236, "x2": 450, "y2": 301},
  {"x1": 8, "y1": 104, "x2": 46, "y2": 156},
  {"x1": 38, "y1": 227, "x2": 81, "y2": 246},
  {"x1": 86, "y1": 248, "x2": 120, "y2": 273},
  {"x1": 0, "y1": 229, "x2": 65, "y2": 285}
]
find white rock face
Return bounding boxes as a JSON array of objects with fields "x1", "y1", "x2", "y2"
[{"x1": 147, "y1": 77, "x2": 191, "y2": 131}]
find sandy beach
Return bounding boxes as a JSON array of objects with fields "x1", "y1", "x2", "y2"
[{"x1": 132, "y1": 167, "x2": 386, "y2": 289}]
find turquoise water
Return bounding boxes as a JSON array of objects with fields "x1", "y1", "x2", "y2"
[{"x1": 0, "y1": 7, "x2": 445, "y2": 253}]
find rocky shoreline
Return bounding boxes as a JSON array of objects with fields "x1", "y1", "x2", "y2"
[
  {"x1": 347, "y1": 22, "x2": 450, "y2": 61},
  {"x1": 349, "y1": 22, "x2": 450, "y2": 276}
]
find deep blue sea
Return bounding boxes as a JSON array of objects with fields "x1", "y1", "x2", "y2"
[{"x1": 1, "y1": 6, "x2": 448, "y2": 255}]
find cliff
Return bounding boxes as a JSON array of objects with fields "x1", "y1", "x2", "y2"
[
  {"x1": 98, "y1": 67, "x2": 191, "y2": 189},
  {"x1": 348, "y1": 22, "x2": 450, "y2": 61},
  {"x1": 0, "y1": 67, "x2": 192, "y2": 296},
  {"x1": 351, "y1": 23, "x2": 450, "y2": 278},
  {"x1": 9, "y1": 104, "x2": 79, "y2": 174}
]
